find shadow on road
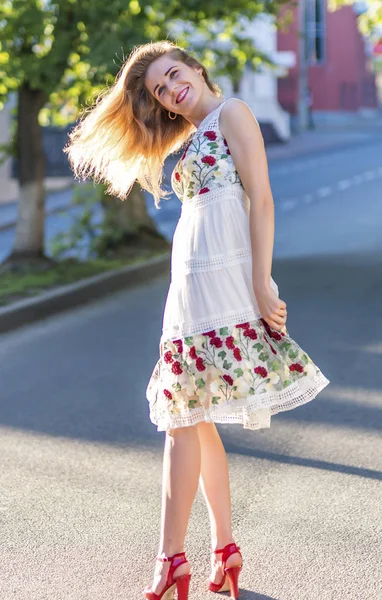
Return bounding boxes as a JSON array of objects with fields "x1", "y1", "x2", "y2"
[
  {"x1": 1, "y1": 252, "x2": 382, "y2": 479},
  {"x1": 239, "y1": 591, "x2": 279, "y2": 600}
]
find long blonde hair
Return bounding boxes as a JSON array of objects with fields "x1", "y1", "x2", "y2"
[{"x1": 65, "y1": 41, "x2": 221, "y2": 207}]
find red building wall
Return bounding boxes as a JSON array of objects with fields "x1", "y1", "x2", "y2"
[{"x1": 278, "y1": 4, "x2": 377, "y2": 114}]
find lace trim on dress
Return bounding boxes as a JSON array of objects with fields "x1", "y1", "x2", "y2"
[
  {"x1": 181, "y1": 183, "x2": 246, "y2": 210},
  {"x1": 148, "y1": 370, "x2": 329, "y2": 432},
  {"x1": 162, "y1": 305, "x2": 261, "y2": 339},
  {"x1": 180, "y1": 248, "x2": 252, "y2": 275}
]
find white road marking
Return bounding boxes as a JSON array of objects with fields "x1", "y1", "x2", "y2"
[
  {"x1": 317, "y1": 186, "x2": 332, "y2": 198},
  {"x1": 281, "y1": 200, "x2": 298, "y2": 211},
  {"x1": 337, "y1": 180, "x2": 351, "y2": 190}
]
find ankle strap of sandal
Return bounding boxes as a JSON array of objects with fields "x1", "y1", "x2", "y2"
[
  {"x1": 156, "y1": 552, "x2": 188, "y2": 586},
  {"x1": 157, "y1": 551, "x2": 186, "y2": 562},
  {"x1": 213, "y1": 543, "x2": 241, "y2": 567}
]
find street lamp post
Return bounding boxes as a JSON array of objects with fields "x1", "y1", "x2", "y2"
[{"x1": 298, "y1": 0, "x2": 309, "y2": 131}]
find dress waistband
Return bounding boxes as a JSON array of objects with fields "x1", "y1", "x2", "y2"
[{"x1": 181, "y1": 183, "x2": 246, "y2": 210}]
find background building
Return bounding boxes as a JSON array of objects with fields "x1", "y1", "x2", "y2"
[{"x1": 278, "y1": 1, "x2": 378, "y2": 125}]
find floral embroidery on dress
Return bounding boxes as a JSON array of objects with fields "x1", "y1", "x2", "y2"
[
  {"x1": 148, "y1": 318, "x2": 322, "y2": 418},
  {"x1": 171, "y1": 129, "x2": 242, "y2": 201}
]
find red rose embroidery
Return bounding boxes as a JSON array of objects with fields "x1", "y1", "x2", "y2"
[
  {"x1": 164, "y1": 351, "x2": 173, "y2": 364},
  {"x1": 201, "y1": 156, "x2": 216, "y2": 167},
  {"x1": 226, "y1": 336, "x2": 235, "y2": 349},
  {"x1": 223, "y1": 139, "x2": 231, "y2": 155},
  {"x1": 236, "y1": 322, "x2": 250, "y2": 329},
  {"x1": 204, "y1": 131, "x2": 217, "y2": 141},
  {"x1": 181, "y1": 142, "x2": 192, "y2": 160},
  {"x1": 171, "y1": 361, "x2": 183, "y2": 375},
  {"x1": 233, "y1": 347, "x2": 242, "y2": 361},
  {"x1": 174, "y1": 172, "x2": 181, "y2": 182},
  {"x1": 203, "y1": 330, "x2": 216, "y2": 337},
  {"x1": 189, "y1": 346, "x2": 198, "y2": 360},
  {"x1": 271, "y1": 331, "x2": 282, "y2": 341},
  {"x1": 244, "y1": 328, "x2": 258, "y2": 340},
  {"x1": 290, "y1": 363, "x2": 304, "y2": 373},
  {"x1": 254, "y1": 366, "x2": 268, "y2": 378},
  {"x1": 223, "y1": 374, "x2": 234, "y2": 386},
  {"x1": 264, "y1": 337, "x2": 277, "y2": 355},
  {"x1": 199, "y1": 187, "x2": 210, "y2": 195},
  {"x1": 210, "y1": 336, "x2": 223, "y2": 348},
  {"x1": 261, "y1": 319, "x2": 272, "y2": 334},
  {"x1": 173, "y1": 339, "x2": 183, "y2": 353},
  {"x1": 164, "y1": 389, "x2": 173, "y2": 399},
  {"x1": 196, "y1": 357, "x2": 206, "y2": 372}
]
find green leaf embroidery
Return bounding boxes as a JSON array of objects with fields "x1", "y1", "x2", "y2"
[
  {"x1": 233, "y1": 386, "x2": 238, "y2": 391},
  {"x1": 218, "y1": 350, "x2": 227, "y2": 360},
  {"x1": 223, "y1": 360, "x2": 233, "y2": 370},
  {"x1": 253, "y1": 343, "x2": 264, "y2": 351},
  {"x1": 188, "y1": 399, "x2": 198, "y2": 408},
  {"x1": 184, "y1": 336, "x2": 194, "y2": 346},
  {"x1": 258, "y1": 352, "x2": 269, "y2": 362},
  {"x1": 283, "y1": 380, "x2": 292, "y2": 388},
  {"x1": 234, "y1": 368, "x2": 244, "y2": 377},
  {"x1": 212, "y1": 396, "x2": 220, "y2": 404},
  {"x1": 271, "y1": 360, "x2": 281, "y2": 371},
  {"x1": 301, "y1": 354, "x2": 309, "y2": 365},
  {"x1": 249, "y1": 387, "x2": 255, "y2": 395},
  {"x1": 288, "y1": 349, "x2": 299, "y2": 360},
  {"x1": 172, "y1": 382, "x2": 182, "y2": 392},
  {"x1": 196, "y1": 378, "x2": 205, "y2": 388},
  {"x1": 281, "y1": 342, "x2": 292, "y2": 352},
  {"x1": 219, "y1": 327, "x2": 229, "y2": 336}
]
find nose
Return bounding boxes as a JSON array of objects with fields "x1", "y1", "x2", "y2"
[{"x1": 168, "y1": 81, "x2": 179, "y2": 97}]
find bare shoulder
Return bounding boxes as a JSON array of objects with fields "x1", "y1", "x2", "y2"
[{"x1": 219, "y1": 98, "x2": 260, "y2": 139}]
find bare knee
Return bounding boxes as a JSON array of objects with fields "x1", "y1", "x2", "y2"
[{"x1": 166, "y1": 424, "x2": 198, "y2": 438}]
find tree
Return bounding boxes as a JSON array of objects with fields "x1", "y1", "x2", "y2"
[{"x1": 0, "y1": 0, "x2": 286, "y2": 267}]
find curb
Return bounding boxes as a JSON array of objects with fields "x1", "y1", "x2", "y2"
[{"x1": 0, "y1": 252, "x2": 170, "y2": 335}]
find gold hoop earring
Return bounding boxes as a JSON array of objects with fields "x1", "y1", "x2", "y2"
[{"x1": 168, "y1": 111, "x2": 177, "y2": 120}]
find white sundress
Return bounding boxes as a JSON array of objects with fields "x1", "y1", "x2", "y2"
[{"x1": 146, "y1": 98, "x2": 329, "y2": 432}]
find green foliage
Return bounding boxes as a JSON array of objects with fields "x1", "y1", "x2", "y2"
[{"x1": 0, "y1": 0, "x2": 287, "y2": 125}]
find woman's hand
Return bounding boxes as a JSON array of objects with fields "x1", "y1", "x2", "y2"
[{"x1": 255, "y1": 285, "x2": 287, "y2": 331}]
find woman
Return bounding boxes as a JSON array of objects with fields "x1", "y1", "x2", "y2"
[{"x1": 66, "y1": 41, "x2": 329, "y2": 600}]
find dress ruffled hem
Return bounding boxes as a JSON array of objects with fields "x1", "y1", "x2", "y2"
[
  {"x1": 148, "y1": 370, "x2": 329, "y2": 431},
  {"x1": 146, "y1": 318, "x2": 329, "y2": 432}
]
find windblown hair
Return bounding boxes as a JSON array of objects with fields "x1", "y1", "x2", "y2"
[{"x1": 64, "y1": 41, "x2": 221, "y2": 207}]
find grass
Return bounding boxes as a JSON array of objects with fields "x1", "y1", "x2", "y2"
[{"x1": 0, "y1": 251, "x2": 167, "y2": 307}]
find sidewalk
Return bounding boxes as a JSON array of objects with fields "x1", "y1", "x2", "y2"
[{"x1": 265, "y1": 123, "x2": 382, "y2": 161}]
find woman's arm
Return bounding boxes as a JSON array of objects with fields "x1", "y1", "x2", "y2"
[{"x1": 219, "y1": 98, "x2": 287, "y2": 331}]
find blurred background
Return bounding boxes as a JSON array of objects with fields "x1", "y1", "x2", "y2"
[{"x1": 1, "y1": 2, "x2": 381, "y2": 600}]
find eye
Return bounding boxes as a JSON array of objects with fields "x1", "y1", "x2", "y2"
[
  {"x1": 158, "y1": 86, "x2": 164, "y2": 96},
  {"x1": 170, "y1": 70, "x2": 178, "y2": 78}
]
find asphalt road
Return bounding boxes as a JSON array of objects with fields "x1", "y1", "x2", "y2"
[{"x1": 1, "y1": 134, "x2": 382, "y2": 599}]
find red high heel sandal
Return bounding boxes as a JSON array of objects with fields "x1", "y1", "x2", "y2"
[
  {"x1": 144, "y1": 551, "x2": 191, "y2": 600},
  {"x1": 208, "y1": 542, "x2": 243, "y2": 599}
]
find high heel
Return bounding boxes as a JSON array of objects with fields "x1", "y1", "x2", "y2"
[
  {"x1": 144, "y1": 551, "x2": 191, "y2": 600},
  {"x1": 208, "y1": 542, "x2": 242, "y2": 598}
]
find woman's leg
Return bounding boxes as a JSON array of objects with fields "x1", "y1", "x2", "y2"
[
  {"x1": 196, "y1": 422, "x2": 242, "y2": 584},
  {"x1": 150, "y1": 424, "x2": 201, "y2": 594}
]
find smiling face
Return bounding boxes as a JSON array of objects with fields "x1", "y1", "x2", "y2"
[{"x1": 145, "y1": 54, "x2": 205, "y2": 117}]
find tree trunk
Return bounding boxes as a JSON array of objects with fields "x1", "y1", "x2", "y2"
[
  {"x1": 5, "y1": 83, "x2": 49, "y2": 267},
  {"x1": 97, "y1": 182, "x2": 170, "y2": 259}
]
